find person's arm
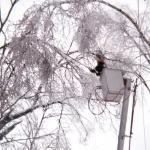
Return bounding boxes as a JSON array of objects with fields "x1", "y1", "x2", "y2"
[{"x1": 89, "y1": 68, "x2": 96, "y2": 73}]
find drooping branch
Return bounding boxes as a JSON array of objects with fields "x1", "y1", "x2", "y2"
[
  {"x1": 97, "y1": 0, "x2": 150, "y2": 48},
  {"x1": 0, "y1": 0, "x2": 150, "y2": 148},
  {"x1": 123, "y1": 30, "x2": 150, "y2": 64},
  {"x1": 60, "y1": 0, "x2": 150, "y2": 48}
]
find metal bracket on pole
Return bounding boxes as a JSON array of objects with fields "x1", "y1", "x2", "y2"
[{"x1": 117, "y1": 78, "x2": 132, "y2": 150}]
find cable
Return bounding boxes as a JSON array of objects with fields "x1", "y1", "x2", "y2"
[
  {"x1": 88, "y1": 87, "x2": 106, "y2": 115},
  {"x1": 88, "y1": 86, "x2": 126, "y2": 115},
  {"x1": 88, "y1": 81, "x2": 133, "y2": 115},
  {"x1": 128, "y1": 79, "x2": 138, "y2": 150}
]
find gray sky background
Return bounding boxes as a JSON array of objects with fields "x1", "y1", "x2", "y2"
[{"x1": 0, "y1": 0, "x2": 150, "y2": 150}]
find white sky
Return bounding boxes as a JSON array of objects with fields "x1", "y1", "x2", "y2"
[{"x1": 0, "y1": 0, "x2": 150, "y2": 150}]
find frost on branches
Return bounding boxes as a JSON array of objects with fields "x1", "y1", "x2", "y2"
[{"x1": 0, "y1": 0, "x2": 150, "y2": 149}]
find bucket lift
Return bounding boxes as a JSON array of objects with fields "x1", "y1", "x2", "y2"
[
  {"x1": 99, "y1": 68, "x2": 131, "y2": 150},
  {"x1": 90, "y1": 50, "x2": 131, "y2": 150},
  {"x1": 100, "y1": 68, "x2": 124, "y2": 102}
]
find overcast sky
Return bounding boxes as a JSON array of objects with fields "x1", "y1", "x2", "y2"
[{"x1": 0, "y1": 0, "x2": 150, "y2": 150}]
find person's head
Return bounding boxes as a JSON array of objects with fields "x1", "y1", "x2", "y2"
[{"x1": 95, "y1": 50, "x2": 104, "y2": 59}]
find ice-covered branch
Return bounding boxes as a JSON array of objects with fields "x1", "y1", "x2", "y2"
[
  {"x1": 0, "y1": 0, "x2": 19, "y2": 32},
  {"x1": 0, "y1": 101, "x2": 64, "y2": 131},
  {"x1": 97, "y1": 0, "x2": 150, "y2": 48},
  {"x1": 0, "y1": 121, "x2": 21, "y2": 140}
]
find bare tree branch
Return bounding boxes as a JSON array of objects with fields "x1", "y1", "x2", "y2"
[
  {"x1": 0, "y1": 0, "x2": 19, "y2": 32},
  {"x1": 0, "y1": 121, "x2": 21, "y2": 140},
  {"x1": 97, "y1": 0, "x2": 150, "y2": 47},
  {"x1": 0, "y1": 101, "x2": 63, "y2": 131}
]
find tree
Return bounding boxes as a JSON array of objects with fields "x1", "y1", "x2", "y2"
[{"x1": 0, "y1": 0, "x2": 150, "y2": 149}]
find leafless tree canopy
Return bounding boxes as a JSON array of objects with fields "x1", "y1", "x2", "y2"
[{"x1": 0, "y1": 0, "x2": 150, "y2": 149}]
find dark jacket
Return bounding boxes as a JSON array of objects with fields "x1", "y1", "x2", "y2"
[{"x1": 90, "y1": 59, "x2": 105, "y2": 76}]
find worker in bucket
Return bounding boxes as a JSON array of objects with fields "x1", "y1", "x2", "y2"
[{"x1": 90, "y1": 50, "x2": 106, "y2": 76}]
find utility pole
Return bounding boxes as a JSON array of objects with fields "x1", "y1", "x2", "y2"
[{"x1": 117, "y1": 78, "x2": 131, "y2": 150}]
